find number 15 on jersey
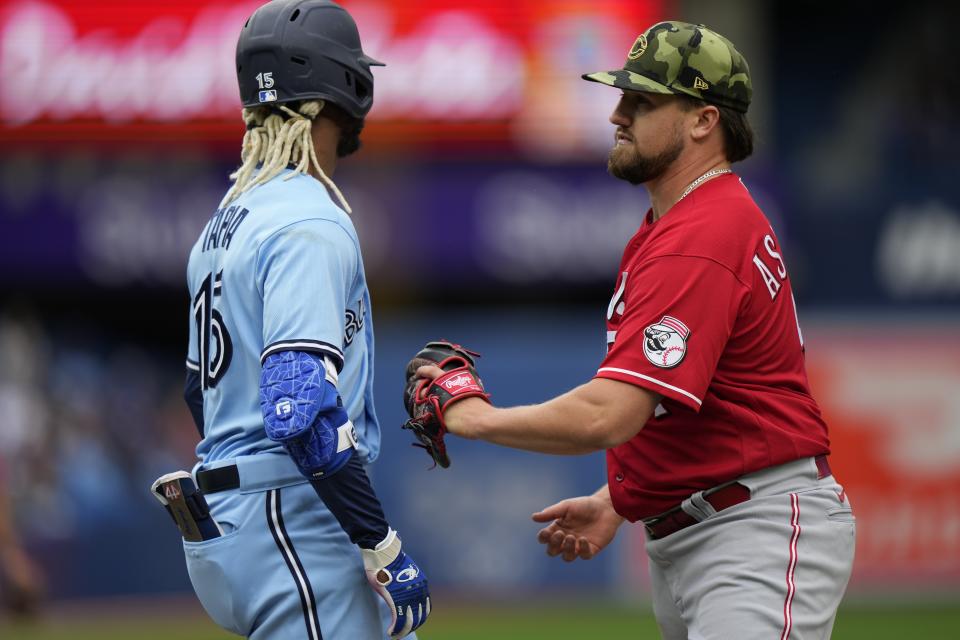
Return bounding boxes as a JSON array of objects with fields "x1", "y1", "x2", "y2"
[{"x1": 193, "y1": 270, "x2": 233, "y2": 390}]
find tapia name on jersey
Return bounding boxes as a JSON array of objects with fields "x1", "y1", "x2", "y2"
[{"x1": 202, "y1": 205, "x2": 251, "y2": 253}]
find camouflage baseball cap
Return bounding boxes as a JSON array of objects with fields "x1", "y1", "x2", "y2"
[{"x1": 583, "y1": 21, "x2": 752, "y2": 113}]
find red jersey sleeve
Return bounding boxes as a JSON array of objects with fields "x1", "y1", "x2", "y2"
[{"x1": 597, "y1": 255, "x2": 747, "y2": 411}]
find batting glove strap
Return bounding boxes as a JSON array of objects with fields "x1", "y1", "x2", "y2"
[{"x1": 360, "y1": 528, "x2": 402, "y2": 573}]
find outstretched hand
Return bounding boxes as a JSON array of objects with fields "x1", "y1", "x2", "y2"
[{"x1": 532, "y1": 494, "x2": 625, "y2": 562}]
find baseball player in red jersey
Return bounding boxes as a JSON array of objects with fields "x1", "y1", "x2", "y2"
[{"x1": 403, "y1": 21, "x2": 855, "y2": 639}]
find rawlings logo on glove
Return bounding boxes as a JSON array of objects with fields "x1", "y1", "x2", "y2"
[
  {"x1": 439, "y1": 374, "x2": 479, "y2": 391},
  {"x1": 402, "y1": 340, "x2": 490, "y2": 468}
]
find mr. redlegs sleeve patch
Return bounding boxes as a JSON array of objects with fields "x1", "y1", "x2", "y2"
[{"x1": 642, "y1": 315, "x2": 690, "y2": 368}]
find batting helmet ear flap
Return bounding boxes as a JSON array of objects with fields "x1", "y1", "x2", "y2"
[{"x1": 236, "y1": 0, "x2": 384, "y2": 119}]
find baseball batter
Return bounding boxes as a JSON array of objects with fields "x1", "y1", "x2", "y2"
[
  {"x1": 177, "y1": 1, "x2": 428, "y2": 638},
  {"x1": 403, "y1": 21, "x2": 855, "y2": 639}
]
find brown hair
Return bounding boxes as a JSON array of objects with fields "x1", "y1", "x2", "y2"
[{"x1": 678, "y1": 95, "x2": 754, "y2": 163}]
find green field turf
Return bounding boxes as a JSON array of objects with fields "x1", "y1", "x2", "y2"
[{"x1": 1, "y1": 601, "x2": 957, "y2": 639}]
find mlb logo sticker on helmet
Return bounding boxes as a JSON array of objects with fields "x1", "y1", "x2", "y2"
[
  {"x1": 259, "y1": 90, "x2": 277, "y2": 103},
  {"x1": 642, "y1": 315, "x2": 690, "y2": 368}
]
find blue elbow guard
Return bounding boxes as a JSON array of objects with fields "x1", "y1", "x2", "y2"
[{"x1": 260, "y1": 351, "x2": 357, "y2": 478}]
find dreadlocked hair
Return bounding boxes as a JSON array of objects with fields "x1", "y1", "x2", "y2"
[{"x1": 224, "y1": 100, "x2": 351, "y2": 213}]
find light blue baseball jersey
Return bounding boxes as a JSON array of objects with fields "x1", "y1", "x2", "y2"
[{"x1": 186, "y1": 168, "x2": 380, "y2": 466}]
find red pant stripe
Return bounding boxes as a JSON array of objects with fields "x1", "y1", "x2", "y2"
[{"x1": 780, "y1": 493, "x2": 801, "y2": 640}]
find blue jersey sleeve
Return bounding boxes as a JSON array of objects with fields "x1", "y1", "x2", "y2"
[{"x1": 256, "y1": 219, "x2": 358, "y2": 372}]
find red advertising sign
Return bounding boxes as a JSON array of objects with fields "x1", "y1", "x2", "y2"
[
  {"x1": 804, "y1": 325, "x2": 960, "y2": 587},
  {"x1": 1, "y1": 0, "x2": 667, "y2": 149}
]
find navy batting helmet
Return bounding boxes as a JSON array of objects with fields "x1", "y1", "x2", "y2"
[{"x1": 236, "y1": 0, "x2": 384, "y2": 119}]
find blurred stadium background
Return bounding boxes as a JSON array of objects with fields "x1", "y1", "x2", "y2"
[{"x1": 1, "y1": 0, "x2": 958, "y2": 637}]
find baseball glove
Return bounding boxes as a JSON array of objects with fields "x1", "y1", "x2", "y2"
[{"x1": 402, "y1": 341, "x2": 489, "y2": 468}]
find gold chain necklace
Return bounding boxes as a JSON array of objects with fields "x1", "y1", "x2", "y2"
[{"x1": 678, "y1": 167, "x2": 732, "y2": 202}]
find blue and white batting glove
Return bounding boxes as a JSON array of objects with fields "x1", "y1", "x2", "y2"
[{"x1": 361, "y1": 529, "x2": 431, "y2": 639}]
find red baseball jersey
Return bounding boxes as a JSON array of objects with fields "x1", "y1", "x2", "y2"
[{"x1": 597, "y1": 173, "x2": 829, "y2": 522}]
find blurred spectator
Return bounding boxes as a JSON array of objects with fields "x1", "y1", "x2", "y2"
[
  {"x1": 0, "y1": 453, "x2": 44, "y2": 616},
  {"x1": 0, "y1": 310, "x2": 199, "y2": 545}
]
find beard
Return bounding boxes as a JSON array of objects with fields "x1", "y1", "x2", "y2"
[
  {"x1": 336, "y1": 119, "x2": 365, "y2": 158},
  {"x1": 607, "y1": 128, "x2": 684, "y2": 185}
]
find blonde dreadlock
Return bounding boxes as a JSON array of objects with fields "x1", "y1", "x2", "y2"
[{"x1": 224, "y1": 100, "x2": 351, "y2": 213}]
